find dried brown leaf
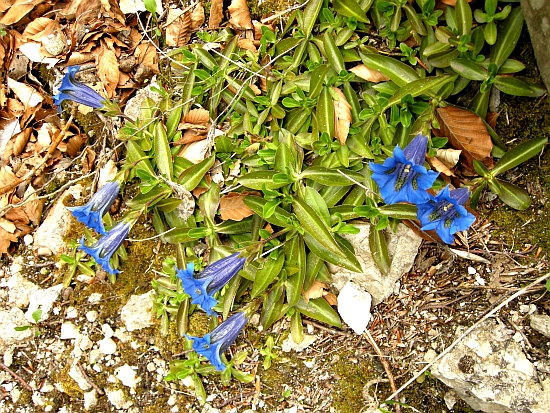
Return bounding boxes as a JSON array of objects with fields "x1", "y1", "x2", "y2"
[
  {"x1": 434, "y1": 106, "x2": 493, "y2": 170},
  {"x1": 209, "y1": 0, "x2": 223, "y2": 28},
  {"x1": 4, "y1": 208, "x2": 29, "y2": 225},
  {"x1": 22, "y1": 17, "x2": 53, "y2": 41},
  {"x1": 219, "y1": 192, "x2": 255, "y2": 221},
  {"x1": 427, "y1": 156, "x2": 455, "y2": 177},
  {"x1": 0, "y1": 0, "x2": 43, "y2": 25},
  {"x1": 191, "y1": 3, "x2": 205, "y2": 30},
  {"x1": 184, "y1": 108, "x2": 209, "y2": 125},
  {"x1": 323, "y1": 293, "x2": 338, "y2": 306},
  {"x1": 435, "y1": 148, "x2": 461, "y2": 169},
  {"x1": 237, "y1": 38, "x2": 256, "y2": 52},
  {"x1": 96, "y1": 44, "x2": 119, "y2": 98},
  {"x1": 66, "y1": 134, "x2": 85, "y2": 158},
  {"x1": 4, "y1": 127, "x2": 32, "y2": 161},
  {"x1": 134, "y1": 42, "x2": 159, "y2": 74},
  {"x1": 7, "y1": 77, "x2": 43, "y2": 109},
  {"x1": 486, "y1": 111, "x2": 499, "y2": 130},
  {"x1": 303, "y1": 281, "x2": 327, "y2": 303},
  {"x1": 82, "y1": 147, "x2": 96, "y2": 173},
  {"x1": 228, "y1": 0, "x2": 253, "y2": 30},
  {"x1": 350, "y1": 64, "x2": 390, "y2": 83},
  {"x1": 332, "y1": 87, "x2": 352, "y2": 145},
  {"x1": 165, "y1": 9, "x2": 192, "y2": 47},
  {"x1": 6, "y1": 98, "x2": 24, "y2": 117}
]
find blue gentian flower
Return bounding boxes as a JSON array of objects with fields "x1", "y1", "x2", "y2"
[
  {"x1": 67, "y1": 181, "x2": 120, "y2": 234},
  {"x1": 79, "y1": 221, "x2": 130, "y2": 274},
  {"x1": 369, "y1": 134, "x2": 439, "y2": 204},
  {"x1": 53, "y1": 66, "x2": 105, "y2": 113},
  {"x1": 187, "y1": 312, "x2": 248, "y2": 371},
  {"x1": 177, "y1": 253, "x2": 246, "y2": 315},
  {"x1": 417, "y1": 186, "x2": 476, "y2": 244}
]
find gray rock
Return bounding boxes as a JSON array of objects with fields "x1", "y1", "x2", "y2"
[
  {"x1": 6, "y1": 271, "x2": 39, "y2": 308},
  {"x1": 521, "y1": 0, "x2": 550, "y2": 91},
  {"x1": 33, "y1": 185, "x2": 83, "y2": 255},
  {"x1": 120, "y1": 290, "x2": 155, "y2": 331},
  {"x1": 432, "y1": 319, "x2": 550, "y2": 413},
  {"x1": 0, "y1": 308, "x2": 34, "y2": 353},
  {"x1": 337, "y1": 281, "x2": 372, "y2": 334},
  {"x1": 530, "y1": 314, "x2": 550, "y2": 338},
  {"x1": 25, "y1": 284, "x2": 63, "y2": 323},
  {"x1": 329, "y1": 223, "x2": 421, "y2": 305}
]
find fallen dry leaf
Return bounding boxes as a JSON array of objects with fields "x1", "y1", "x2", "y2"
[
  {"x1": 209, "y1": 0, "x2": 223, "y2": 28},
  {"x1": 191, "y1": 3, "x2": 205, "y2": 30},
  {"x1": 219, "y1": 192, "x2": 255, "y2": 221},
  {"x1": 97, "y1": 43, "x2": 120, "y2": 98},
  {"x1": 7, "y1": 77, "x2": 43, "y2": 109},
  {"x1": 178, "y1": 139, "x2": 210, "y2": 164},
  {"x1": 165, "y1": 8, "x2": 192, "y2": 47},
  {"x1": 22, "y1": 185, "x2": 44, "y2": 225},
  {"x1": 427, "y1": 156, "x2": 455, "y2": 177},
  {"x1": 228, "y1": 0, "x2": 253, "y2": 30},
  {"x1": 184, "y1": 108, "x2": 210, "y2": 125},
  {"x1": 237, "y1": 38, "x2": 256, "y2": 52},
  {"x1": 0, "y1": 0, "x2": 44, "y2": 25},
  {"x1": 324, "y1": 292, "x2": 338, "y2": 306},
  {"x1": 434, "y1": 106, "x2": 493, "y2": 170},
  {"x1": 303, "y1": 281, "x2": 328, "y2": 303},
  {"x1": 350, "y1": 64, "x2": 390, "y2": 83},
  {"x1": 21, "y1": 17, "x2": 52, "y2": 41},
  {"x1": 332, "y1": 87, "x2": 352, "y2": 145},
  {"x1": 435, "y1": 148, "x2": 461, "y2": 169}
]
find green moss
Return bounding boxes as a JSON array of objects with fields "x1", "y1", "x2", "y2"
[
  {"x1": 51, "y1": 359, "x2": 83, "y2": 398},
  {"x1": 332, "y1": 351, "x2": 376, "y2": 413},
  {"x1": 247, "y1": 0, "x2": 296, "y2": 19}
]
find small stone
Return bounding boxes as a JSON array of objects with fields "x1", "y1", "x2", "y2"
[
  {"x1": 115, "y1": 364, "x2": 141, "y2": 390},
  {"x1": 89, "y1": 349, "x2": 102, "y2": 364},
  {"x1": 106, "y1": 389, "x2": 133, "y2": 409},
  {"x1": 85, "y1": 310, "x2": 99, "y2": 323},
  {"x1": 467, "y1": 266, "x2": 477, "y2": 275},
  {"x1": 88, "y1": 293, "x2": 103, "y2": 304},
  {"x1": 76, "y1": 274, "x2": 94, "y2": 284},
  {"x1": 10, "y1": 388, "x2": 21, "y2": 404},
  {"x1": 201, "y1": 403, "x2": 220, "y2": 413},
  {"x1": 23, "y1": 234, "x2": 33, "y2": 246},
  {"x1": 60, "y1": 323, "x2": 79, "y2": 340},
  {"x1": 79, "y1": 336, "x2": 93, "y2": 351},
  {"x1": 146, "y1": 362, "x2": 156, "y2": 372},
  {"x1": 282, "y1": 334, "x2": 317, "y2": 352},
  {"x1": 530, "y1": 314, "x2": 550, "y2": 338},
  {"x1": 40, "y1": 381, "x2": 54, "y2": 393},
  {"x1": 84, "y1": 390, "x2": 97, "y2": 411},
  {"x1": 6, "y1": 272, "x2": 40, "y2": 308},
  {"x1": 65, "y1": 307, "x2": 78, "y2": 319},
  {"x1": 424, "y1": 349, "x2": 438, "y2": 363},
  {"x1": 25, "y1": 284, "x2": 63, "y2": 323},
  {"x1": 337, "y1": 281, "x2": 372, "y2": 334},
  {"x1": 37, "y1": 247, "x2": 53, "y2": 257},
  {"x1": 120, "y1": 291, "x2": 155, "y2": 331},
  {"x1": 98, "y1": 337, "x2": 117, "y2": 355},
  {"x1": 0, "y1": 308, "x2": 34, "y2": 353},
  {"x1": 167, "y1": 394, "x2": 177, "y2": 406},
  {"x1": 68, "y1": 362, "x2": 92, "y2": 391},
  {"x1": 102, "y1": 324, "x2": 114, "y2": 338}
]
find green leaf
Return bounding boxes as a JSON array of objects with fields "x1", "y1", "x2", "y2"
[
  {"x1": 496, "y1": 179, "x2": 532, "y2": 210},
  {"x1": 243, "y1": 196, "x2": 294, "y2": 227},
  {"x1": 178, "y1": 155, "x2": 215, "y2": 191},
  {"x1": 126, "y1": 140, "x2": 155, "y2": 177},
  {"x1": 304, "y1": 187, "x2": 330, "y2": 226},
  {"x1": 369, "y1": 226, "x2": 390, "y2": 275},
  {"x1": 385, "y1": 74, "x2": 456, "y2": 109},
  {"x1": 470, "y1": 181, "x2": 487, "y2": 209},
  {"x1": 292, "y1": 196, "x2": 346, "y2": 258},
  {"x1": 143, "y1": 0, "x2": 157, "y2": 14},
  {"x1": 301, "y1": 167, "x2": 364, "y2": 186},
  {"x1": 302, "y1": 0, "x2": 324, "y2": 38},
  {"x1": 333, "y1": 0, "x2": 369, "y2": 23},
  {"x1": 260, "y1": 284, "x2": 285, "y2": 330},
  {"x1": 303, "y1": 232, "x2": 362, "y2": 272},
  {"x1": 290, "y1": 311, "x2": 304, "y2": 343},
  {"x1": 295, "y1": 297, "x2": 342, "y2": 328},
  {"x1": 490, "y1": 6, "x2": 523, "y2": 69},
  {"x1": 32, "y1": 309, "x2": 42, "y2": 324},
  {"x1": 238, "y1": 171, "x2": 292, "y2": 190},
  {"x1": 317, "y1": 87, "x2": 335, "y2": 139},
  {"x1": 285, "y1": 236, "x2": 306, "y2": 307},
  {"x1": 378, "y1": 204, "x2": 418, "y2": 220},
  {"x1": 252, "y1": 253, "x2": 285, "y2": 298},
  {"x1": 455, "y1": 0, "x2": 472, "y2": 36},
  {"x1": 450, "y1": 59, "x2": 488, "y2": 81},
  {"x1": 309, "y1": 64, "x2": 329, "y2": 99},
  {"x1": 494, "y1": 76, "x2": 543, "y2": 97},
  {"x1": 323, "y1": 32, "x2": 346, "y2": 74},
  {"x1": 154, "y1": 122, "x2": 173, "y2": 181},
  {"x1": 473, "y1": 159, "x2": 491, "y2": 177},
  {"x1": 360, "y1": 53, "x2": 420, "y2": 87},
  {"x1": 490, "y1": 136, "x2": 548, "y2": 176}
]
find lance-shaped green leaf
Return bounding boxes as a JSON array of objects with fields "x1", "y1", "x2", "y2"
[
  {"x1": 317, "y1": 87, "x2": 335, "y2": 139},
  {"x1": 166, "y1": 103, "x2": 183, "y2": 140},
  {"x1": 304, "y1": 186, "x2": 330, "y2": 226},
  {"x1": 252, "y1": 252, "x2": 285, "y2": 298},
  {"x1": 490, "y1": 137, "x2": 548, "y2": 176},
  {"x1": 292, "y1": 196, "x2": 346, "y2": 258},
  {"x1": 369, "y1": 225, "x2": 390, "y2": 275},
  {"x1": 491, "y1": 6, "x2": 523, "y2": 69},
  {"x1": 243, "y1": 195, "x2": 294, "y2": 227},
  {"x1": 304, "y1": 252, "x2": 324, "y2": 291},
  {"x1": 154, "y1": 122, "x2": 173, "y2": 180},
  {"x1": 360, "y1": 53, "x2": 420, "y2": 87},
  {"x1": 494, "y1": 76, "x2": 544, "y2": 97},
  {"x1": 180, "y1": 63, "x2": 196, "y2": 115},
  {"x1": 333, "y1": 0, "x2": 369, "y2": 22},
  {"x1": 470, "y1": 181, "x2": 487, "y2": 209},
  {"x1": 309, "y1": 64, "x2": 329, "y2": 99},
  {"x1": 295, "y1": 297, "x2": 342, "y2": 328},
  {"x1": 455, "y1": 0, "x2": 472, "y2": 36},
  {"x1": 285, "y1": 236, "x2": 306, "y2": 307},
  {"x1": 178, "y1": 155, "x2": 215, "y2": 191},
  {"x1": 473, "y1": 159, "x2": 491, "y2": 177},
  {"x1": 323, "y1": 31, "x2": 346, "y2": 73},
  {"x1": 302, "y1": 0, "x2": 324, "y2": 38},
  {"x1": 496, "y1": 179, "x2": 532, "y2": 210},
  {"x1": 303, "y1": 232, "x2": 362, "y2": 272},
  {"x1": 378, "y1": 204, "x2": 418, "y2": 220},
  {"x1": 238, "y1": 171, "x2": 292, "y2": 190},
  {"x1": 176, "y1": 298, "x2": 189, "y2": 336},
  {"x1": 384, "y1": 74, "x2": 456, "y2": 110},
  {"x1": 261, "y1": 283, "x2": 285, "y2": 330},
  {"x1": 274, "y1": 142, "x2": 297, "y2": 174},
  {"x1": 290, "y1": 311, "x2": 304, "y2": 343},
  {"x1": 450, "y1": 59, "x2": 488, "y2": 81},
  {"x1": 126, "y1": 140, "x2": 155, "y2": 177},
  {"x1": 300, "y1": 167, "x2": 364, "y2": 186}
]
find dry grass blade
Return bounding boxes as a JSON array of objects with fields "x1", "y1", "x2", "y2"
[{"x1": 434, "y1": 106, "x2": 493, "y2": 170}]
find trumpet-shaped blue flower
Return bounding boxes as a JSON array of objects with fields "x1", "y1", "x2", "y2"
[
  {"x1": 417, "y1": 186, "x2": 476, "y2": 244},
  {"x1": 369, "y1": 134, "x2": 439, "y2": 204},
  {"x1": 177, "y1": 253, "x2": 246, "y2": 315},
  {"x1": 53, "y1": 66, "x2": 105, "y2": 113},
  {"x1": 67, "y1": 181, "x2": 120, "y2": 234},
  {"x1": 79, "y1": 221, "x2": 130, "y2": 274},
  {"x1": 187, "y1": 312, "x2": 248, "y2": 371}
]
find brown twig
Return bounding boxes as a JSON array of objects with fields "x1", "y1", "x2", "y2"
[
  {"x1": 363, "y1": 330, "x2": 401, "y2": 413},
  {"x1": 0, "y1": 362, "x2": 32, "y2": 392},
  {"x1": 76, "y1": 361, "x2": 104, "y2": 395}
]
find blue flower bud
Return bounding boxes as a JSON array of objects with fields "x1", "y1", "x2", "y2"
[
  {"x1": 187, "y1": 312, "x2": 248, "y2": 371},
  {"x1": 78, "y1": 221, "x2": 130, "y2": 274},
  {"x1": 67, "y1": 181, "x2": 120, "y2": 234},
  {"x1": 53, "y1": 66, "x2": 106, "y2": 113}
]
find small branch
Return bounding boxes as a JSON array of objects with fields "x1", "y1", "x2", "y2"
[
  {"x1": 76, "y1": 361, "x2": 104, "y2": 395},
  {"x1": 363, "y1": 330, "x2": 401, "y2": 413},
  {"x1": 0, "y1": 362, "x2": 32, "y2": 392}
]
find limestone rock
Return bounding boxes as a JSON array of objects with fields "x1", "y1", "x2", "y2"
[
  {"x1": 68, "y1": 361, "x2": 92, "y2": 391},
  {"x1": 337, "y1": 281, "x2": 372, "y2": 334},
  {"x1": 114, "y1": 364, "x2": 140, "y2": 390},
  {"x1": 530, "y1": 314, "x2": 550, "y2": 338},
  {"x1": 521, "y1": 0, "x2": 550, "y2": 91},
  {"x1": 25, "y1": 284, "x2": 63, "y2": 323},
  {"x1": 120, "y1": 290, "x2": 155, "y2": 331},
  {"x1": 0, "y1": 308, "x2": 34, "y2": 353},
  {"x1": 6, "y1": 272, "x2": 39, "y2": 308},
  {"x1": 432, "y1": 319, "x2": 550, "y2": 413},
  {"x1": 33, "y1": 185, "x2": 83, "y2": 255},
  {"x1": 106, "y1": 389, "x2": 133, "y2": 409},
  {"x1": 281, "y1": 334, "x2": 317, "y2": 352},
  {"x1": 329, "y1": 223, "x2": 421, "y2": 305}
]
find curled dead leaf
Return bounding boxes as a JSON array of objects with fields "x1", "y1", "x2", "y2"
[
  {"x1": 7, "y1": 77, "x2": 43, "y2": 109},
  {"x1": 427, "y1": 156, "x2": 455, "y2": 177},
  {"x1": 209, "y1": 0, "x2": 223, "y2": 28},
  {"x1": 435, "y1": 148, "x2": 461, "y2": 169},
  {"x1": 350, "y1": 64, "x2": 390, "y2": 83},
  {"x1": 228, "y1": 0, "x2": 253, "y2": 30},
  {"x1": 237, "y1": 38, "x2": 256, "y2": 52},
  {"x1": 219, "y1": 191, "x2": 255, "y2": 221},
  {"x1": 303, "y1": 281, "x2": 328, "y2": 303},
  {"x1": 184, "y1": 108, "x2": 209, "y2": 125},
  {"x1": 332, "y1": 87, "x2": 352, "y2": 145},
  {"x1": 191, "y1": 3, "x2": 205, "y2": 30}
]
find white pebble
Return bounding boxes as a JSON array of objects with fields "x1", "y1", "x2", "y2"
[
  {"x1": 98, "y1": 338, "x2": 117, "y2": 355},
  {"x1": 60, "y1": 323, "x2": 79, "y2": 340},
  {"x1": 65, "y1": 307, "x2": 78, "y2": 319},
  {"x1": 86, "y1": 311, "x2": 99, "y2": 323},
  {"x1": 467, "y1": 266, "x2": 477, "y2": 275},
  {"x1": 23, "y1": 235, "x2": 33, "y2": 246},
  {"x1": 87, "y1": 293, "x2": 103, "y2": 304}
]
